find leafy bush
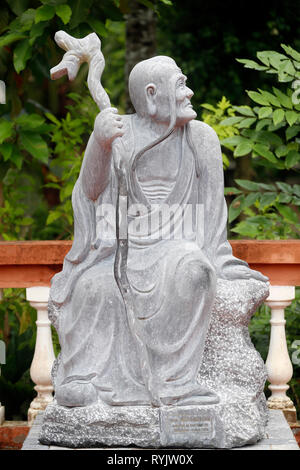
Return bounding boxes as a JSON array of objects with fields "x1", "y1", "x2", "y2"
[
  {"x1": 225, "y1": 180, "x2": 300, "y2": 239},
  {"x1": 201, "y1": 96, "x2": 239, "y2": 168},
  {"x1": 0, "y1": 289, "x2": 36, "y2": 420},
  {"x1": 0, "y1": 112, "x2": 54, "y2": 240},
  {"x1": 45, "y1": 91, "x2": 98, "y2": 238},
  {"x1": 223, "y1": 45, "x2": 300, "y2": 239},
  {"x1": 202, "y1": 45, "x2": 300, "y2": 240}
]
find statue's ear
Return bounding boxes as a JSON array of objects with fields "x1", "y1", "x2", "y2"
[{"x1": 145, "y1": 83, "x2": 157, "y2": 117}]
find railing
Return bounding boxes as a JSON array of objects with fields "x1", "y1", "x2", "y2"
[{"x1": 0, "y1": 240, "x2": 299, "y2": 425}]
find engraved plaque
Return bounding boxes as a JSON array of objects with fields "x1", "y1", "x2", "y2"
[{"x1": 160, "y1": 407, "x2": 221, "y2": 447}]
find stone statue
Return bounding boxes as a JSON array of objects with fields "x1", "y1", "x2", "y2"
[{"x1": 40, "y1": 31, "x2": 270, "y2": 448}]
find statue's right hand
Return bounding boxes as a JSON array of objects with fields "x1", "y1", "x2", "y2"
[{"x1": 93, "y1": 107, "x2": 124, "y2": 148}]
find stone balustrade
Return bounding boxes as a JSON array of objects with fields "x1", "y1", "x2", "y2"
[
  {"x1": 0, "y1": 240, "x2": 299, "y2": 425},
  {"x1": 265, "y1": 286, "x2": 296, "y2": 423},
  {"x1": 26, "y1": 287, "x2": 55, "y2": 425}
]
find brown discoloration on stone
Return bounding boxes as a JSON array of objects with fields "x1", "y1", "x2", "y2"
[
  {"x1": 291, "y1": 422, "x2": 300, "y2": 447},
  {"x1": 282, "y1": 407, "x2": 298, "y2": 426},
  {"x1": 0, "y1": 421, "x2": 30, "y2": 449}
]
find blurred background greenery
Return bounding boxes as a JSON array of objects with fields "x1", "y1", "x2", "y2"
[{"x1": 0, "y1": 0, "x2": 299, "y2": 420}]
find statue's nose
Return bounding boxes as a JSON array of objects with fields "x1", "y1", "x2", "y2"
[{"x1": 186, "y1": 87, "x2": 194, "y2": 99}]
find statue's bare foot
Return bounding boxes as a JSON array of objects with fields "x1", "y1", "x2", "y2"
[{"x1": 56, "y1": 377, "x2": 97, "y2": 407}]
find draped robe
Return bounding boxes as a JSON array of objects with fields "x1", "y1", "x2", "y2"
[{"x1": 50, "y1": 116, "x2": 250, "y2": 407}]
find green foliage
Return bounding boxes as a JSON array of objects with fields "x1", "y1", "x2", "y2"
[
  {"x1": 227, "y1": 180, "x2": 300, "y2": 239},
  {"x1": 1, "y1": 0, "x2": 169, "y2": 79},
  {"x1": 45, "y1": 91, "x2": 99, "y2": 237},
  {"x1": 102, "y1": 19, "x2": 126, "y2": 110},
  {"x1": 0, "y1": 112, "x2": 54, "y2": 240},
  {"x1": 0, "y1": 1, "x2": 128, "y2": 241},
  {"x1": 0, "y1": 288, "x2": 36, "y2": 420},
  {"x1": 157, "y1": 0, "x2": 300, "y2": 107},
  {"x1": 0, "y1": 1, "x2": 127, "y2": 120},
  {"x1": 221, "y1": 44, "x2": 300, "y2": 172},
  {"x1": 0, "y1": 113, "x2": 52, "y2": 168},
  {"x1": 1, "y1": 1, "x2": 122, "y2": 74},
  {"x1": 218, "y1": 45, "x2": 300, "y2": 239},
  {"x1": 201, "y1": 97, "x2": 240, "y2": 168},
  {"x1": 0, "y1": 289, "x2": 36, "y2": 343},
  {"x1": 0, "y1": 1, "x2": 158, "y2": 242}
]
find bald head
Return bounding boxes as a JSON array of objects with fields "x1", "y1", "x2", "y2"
[{"x1": 128, "y1": 56, "x2": 181, "y2": 117}]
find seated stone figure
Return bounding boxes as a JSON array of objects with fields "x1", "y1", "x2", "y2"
[{"x1": 42, "y1": 51, "x2": 269, "y2": 448}]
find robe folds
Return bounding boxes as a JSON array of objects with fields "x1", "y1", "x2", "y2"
[{"x1": 50, "y1": 116, "x2": 250, "y2": 407}]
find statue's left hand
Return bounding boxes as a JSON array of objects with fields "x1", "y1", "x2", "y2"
[{"x1": 224, "y1": 266, "x2": 269, "y2": 283}]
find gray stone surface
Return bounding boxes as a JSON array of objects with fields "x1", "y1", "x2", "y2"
[
  {"x1": 41, "y1": 277, "x2": 269, "y2": 449},
  {"x1": 39, "y1": 398, "x2": 266, "y2": 449},
  {"x1": 22, "y1": 413, "x2": 49, "y2": 451},
  {"x1": 41, "y1": 32, "x2": 270, "y2": 448},
  {"x1": 238, "y1": 410, "x2": 299, "y2": 450},
  {"x1": 22, "y1": 410, "x2": 299, "y2": 450}
]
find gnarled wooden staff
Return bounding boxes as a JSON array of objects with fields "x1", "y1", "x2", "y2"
[{"x1": 51, "y1": 31, "x2": 159, "y2": 406}]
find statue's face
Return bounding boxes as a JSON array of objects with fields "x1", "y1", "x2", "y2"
[
  {"x1": 146, "y1": 64, "x2": 197, "y2": 126},
  {"x1": 174, "y1": 72, "x2": 197, "y2": 126}
]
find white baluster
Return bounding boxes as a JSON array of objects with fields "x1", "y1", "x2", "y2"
[
  {"x1": 26, "y1": 287, "x2": 54, "y2": 425},
  {"x1": 265, "y1": 285, "x2": 297, "y2": 424}
]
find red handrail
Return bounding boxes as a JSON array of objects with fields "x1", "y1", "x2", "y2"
[{"x1": 0, "y1": 240, "x2": 299, "y2": 287}]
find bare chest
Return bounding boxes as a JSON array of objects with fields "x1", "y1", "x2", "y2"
[{"x1": 135, "y1": 136, "x2": 181, "y2": 185}]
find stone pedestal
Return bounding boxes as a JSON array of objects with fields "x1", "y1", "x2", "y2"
[
  {"x1": 39, "y1": 397, "x2": 267, "y2": 449},
  {"x1": 39, "y1": 278, "x2": 270, "y2": 449},
  {"x1": 22, "y1": 410, "x2": 300, "y2": 450}
]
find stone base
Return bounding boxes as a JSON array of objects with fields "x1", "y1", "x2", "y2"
[
  {"x1": 291, "y1": 422, "x2": 300, "y2": 447},
  {"x1": 23, "y1": 410, "x2": 299, "y2": 450},
  {"x1": 40, "y1": 279, "x2": 271, "y2": 450},
  {"x1": 282, "y1": 407, "x2": 298, "y2": 425},
  {"x1": 0, "y1": 406, "x2": 4, "y2": 425},
  {"x1": 39, "y1": 396, "x2": 267, "y2": 449},
  {"x1": 267, "y1": 397, "x2": 297, "y2": 425}
]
